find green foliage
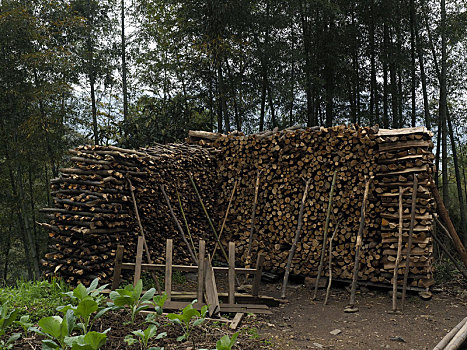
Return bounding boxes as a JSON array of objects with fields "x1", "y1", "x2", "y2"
[
  {"x1": 167, "y1": 300, "x2": 208, "y2": 343},
  {"x1": 0, "y1": 302, "x2": 20, "y2": 349},
  {"x1": 124, "y1": 324, "x2": 166, "y2": 350},
  {"x1": 14, "y1": 315, "x2": 33, "y2": 336},
  {"x1": 58, "y1": 278, "x2": 110, "y2": 334},
  {"x1": 0, "y1": 279, "x2": 68, "y2": 322},
  {"x1": 215, "y1": 333, "x2": 239, "y2": 350},
  {"x1": 109, "y1": 280, "x2": 155, "y2": 324},
  {"x1": 65, "y1": 331, "x2": 108, "y2": 350},
  {"x1": 152, "y1": 292, "x2": 168, "y2": 317},
  {"x1": 31, "y1": 309, "x2": 76, "y2": 349}
]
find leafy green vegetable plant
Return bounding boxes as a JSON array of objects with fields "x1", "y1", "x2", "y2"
[
  {"x1": 152, "y1": 292, "x2": 167, "y2": 316},
  {"x1": 65, "y1": 330, "x2": 108, "y2": 350},
  {"x1": 109, "y1": 280, "x2": 155, "y2": 324},
  {"x1": 15, "y1": 315, "x2": 33, "y2": 336},
  {"x1": 167, "y1": 300, "x2": 208, "y2": 343},
  {"x1": 30, "y1": 309, "x2": 76, "y2": 349},
  {"x1": 58, "y1": 279, "x2": 110, "y2": 333},
  {"x1": 0, "y1": 302, "x2": 20, "y2": 350},
  {"x1": 124, "y1": 324, "x2": 166, "y2": 350},
  {"x1": 215, "y1": 333, "x2": 239, "y2": 350}
]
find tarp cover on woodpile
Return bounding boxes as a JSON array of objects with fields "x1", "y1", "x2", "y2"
[{"x1": 42, "y1": 125, "x2": 435, "y2": 288}]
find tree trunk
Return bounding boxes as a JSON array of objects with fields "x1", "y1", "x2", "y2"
[
  {"x1": 369, "y1": 0, "x2": 378, "y2": 125},
  {"x1": 414, "y1": 2, "x2": 431, "y2": 129},
  {"x1": 410, "y1": 0, "x2": 416, "y2": 127},
  {"x1": 121, "y1": 0, "x2": 128, "y2": 128},
  {"x1": 383, "y1": 23, "x2": 389, "y2": 128},
  {"x1": 300, "y1": 0, "x2": 314, "y2": 127},
  {"x1": 2, "y1": 224, "x2": 12, "y2": 284},
  {"x1": 440, "y1": 0, "x2": 449, "y2": 202}
]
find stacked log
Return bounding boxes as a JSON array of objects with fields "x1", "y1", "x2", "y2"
[
  {"x1": 41, "y1": 144, "x2": 219, "y2": 285},
  {"x1": 190, "y1": 125, "x2": 387, "y2": 282},
  {"x1": 374, "y1": 127, "x2": 435, "y2": 287},
  {"x1": 189, "y1": 125, "x2": 435, "y2": 286}
]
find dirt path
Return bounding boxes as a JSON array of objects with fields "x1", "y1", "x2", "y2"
[{"x1": 256, "y1": 283, "x2": 467, "y2": 350}]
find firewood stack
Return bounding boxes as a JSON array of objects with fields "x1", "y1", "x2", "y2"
[
  {"x1": 374, "y1": 127, "x2": 435, "y2": 287},
  {"x1": 41, "y1": 144, "x2": 219, "y2": 285},
  {"x1": 188, "y1": 125, "x2": 435, "y2": 287}
]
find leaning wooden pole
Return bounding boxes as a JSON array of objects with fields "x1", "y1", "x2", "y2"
[
  {"x1": 281, "y1": 178, "x2": 312, "y2": 299},
  {"x1": 432, "y1": 225, "x2": 467, "y2": 279},
  {"x1": 127, "y1": 178, "x2": 162, "y2": 294},
  {"x1": 444, "y1": 319, "x2": 467, "y2": 350},
  {"x1": 160, "y1": 184, "x2": 198, "y2": 265},
  {"x1": 176, "y1": 186, "x2": 197, "y2": 257},
  {"x1": 401, "y1": 174, "x2": 418, "y2": 310},
  {"x1": 428, "y1": 177, "x2": 467, "y2": 269},
  {"x1": 347, "y1": 176, "x2": 372, "y2": 310},
  {"x1": 393, "y1": 186, "x2": 408, "y2": 312},
  {"x1": 324, "y1": 221, "x2": 341, "y2": 305},
  {"x1": 434, "y1": 317, "x2": 467, "y2": 350},
  {"x1": 212, "y1": 179, "x2": 239, "y2": 260},
  {"x1": 247, "y1": 170, "x2": 262, "y2": 263},
  {"x1": 313, "y1": 171, "x2": 337, "y2": 300}
]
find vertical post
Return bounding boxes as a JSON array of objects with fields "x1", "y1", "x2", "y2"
[
  {"x1": 197, "y1": 240, "x2": 206, "y2": 304},
  {"x1": 133, "y1": 236, "x2": 144, "y2": 286},
  {"x1": 228, "y1": 242, "x2": 236, "y2": 305},
  {"x1": 393, "y1": 187, "x2": 406, "y2": 312},
  {"x1": 111, "y1": 245, "x2": 124, "y2": 290},
  {"x1": 165, "y1": 239, "x2": 173, "y2": 301},
  {"x1": 402, "y1": 175, "x2": 418, "y2": 310},
  {"x1": 252, "y1": 253, "x2": 265, "y2": 297}
]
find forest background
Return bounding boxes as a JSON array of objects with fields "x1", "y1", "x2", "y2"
[{"x1": 0, "y1": 0, "x2": 466, "y2": 282}]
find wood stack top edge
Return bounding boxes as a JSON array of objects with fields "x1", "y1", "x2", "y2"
[{"x1": 376, "y1": 126, "x2": 433, "y2": 137}]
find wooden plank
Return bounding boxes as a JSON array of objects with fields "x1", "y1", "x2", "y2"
[
  {"x1": 197, "y1": 240, "x2": 205, "y2": 303},
  {"x1": 204, "y1": 256, "x2": 220, "y2": 317},
  {"x1": 111, "y1": 245, "x2": 124, "y2": 290},
  {"x1": 376, "y1": 165, "x2": 429, "y2": 177},
  {"x1": 133, "y1": 236, "x2": 144, "y2": 286},
  {"x1": 163, "y1": 301, "x2": 271, "y2": 314},
  {"x1": 252, "y1": 254, "x2": 265, "y2": 297},
  {"x1": 378, "y1": 140, "x2": 433, "y2": 152},
  {"x1": 230, "y1": 313, "x2": 244, "y2": 330},
  {"x1": 377, "y1": 126, "x2": 432, "y2": 137},
  {"x1": 165, "y1": 239, "x2": 173, "y2": 301},
  {"x1": 228, "y1": 242, "x2": 236, "y2": 305},
  {"x1": 120, "y1": 263, "x2": 256, "y2": 274}
]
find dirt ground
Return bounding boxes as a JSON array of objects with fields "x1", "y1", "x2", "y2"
[{"x1": 254, "y1": 280, "x2": 467, "y2": 350}]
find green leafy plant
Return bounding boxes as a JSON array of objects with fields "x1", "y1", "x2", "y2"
[
  {"x1": 124, "y1": 324, "x2": 166, "y2": 350},
  {"x1": 0, "y1": 302, "x2": 20, "y2": 350},
  {"x1": 15, "y1": 315, "x2": 33, "y2": 336},
  {"x1": 152, "y1": 292, "x2": 167, "y2": 316},
  {"x1": 215, "y1": 333, "x2": 239, "y2": 350},
  {"x1": 30, "y1": 309, "x2": 76, "y2": 349},
  {"x1": 65, "y1": 330, "x2": 108, "y2": 350},
  {"x1": 167, "y1": 300, "x2": 208, "y2": 344},
  {"x1": 59, "y1": 279, "x2": 110, "y2": 333},
  {"x1": 109, "y1": 280, "x2": 155, "y2": 324}
]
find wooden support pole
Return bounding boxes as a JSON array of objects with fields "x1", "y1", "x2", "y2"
[
  {"x1": 428, "y1": 177, "x2": 467, "y2": 269},
  {"x1": 348, "y1": 176, "x2": 372, "y2": 309},
  {"x1": 134, "y1": 236, "x2": 144, "y2": 286},
  {"x1": 189, "y1": 174, "x2": 229, "y2": 265},
  {"x1": 111, "y1": 245, "x2": 124, "y2": 290},
  {"x1": 393, "y1": 186, "x2": 408, "y2": 312},
  {"x1": 197, "y1": 240, "x2": 206, "y2": 304},
  {"x1": 281, "y1": 178, "x2": 312, "y2": 299},
  {"x1": 228, "y1": 242, "x2": 236, "y2": 305},
  {"x1": 313, "y1": 171, "x2": 337, "y2": 300},
  {"x1": 252, "y1": 254, "x2": 265, "y2": 297},
  {"x1": 401, "y1": 174, "x2": 418, "y2": 310},
  {"x1": 212, "y1": 179, "x2": 239, "y2": 259},
  {"x1": 165, "y1": 239, "x2": 173, "y2": 301},
  {"x1": 127, "y1": 178, "x2": 162, "y2": 293},
  {"x1": 325, "y1": 221, "x2": 341, "y2": 305},
  {"x1": 247, "y1": 170, "x2": 262, "y2": 263},
  {"x1": 176, "y1": 186, "x2": 197, "y2": 257},
  {"x1": 160, "y1": 184, "x2": 198, "y2": 265}
]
